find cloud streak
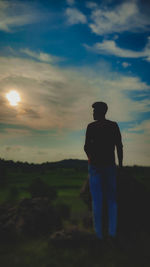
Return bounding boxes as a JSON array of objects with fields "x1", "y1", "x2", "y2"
[
  {"x1": 20, "y1": 49, "x2": 64, "y2": 64},
  {"x1": 128, "y1": 120, "x2": 150, "y2": 133},
  {"x1": 85, "y1": 37, "x2": 150, "y2": 61},
  {"x1": 0, "y1": 0, "x2": 43, "y2": 32}
]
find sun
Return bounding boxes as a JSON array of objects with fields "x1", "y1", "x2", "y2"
[{"x1": 6, "y1": 90, "x2": 21, "y2": 106}]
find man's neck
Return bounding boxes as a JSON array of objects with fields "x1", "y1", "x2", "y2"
[{"x1": 97, "y1": 117, "x2": 106, "y2": 122}]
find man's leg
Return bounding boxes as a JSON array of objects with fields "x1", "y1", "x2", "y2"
[
  {"x1": 106, "y1": 166, "x2": 117, "y2": 237},
  {"x1": 88, "y1": 164, "x2": 103, "y2": 239}
]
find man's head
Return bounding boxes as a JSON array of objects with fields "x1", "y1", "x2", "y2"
[{"x1": 92, "y1": 102, "x2": 108, "y2": 120}]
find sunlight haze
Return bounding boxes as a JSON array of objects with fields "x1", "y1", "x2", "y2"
[{"x1": 6, "y1": 91, "x2": 21, "y2": 106}]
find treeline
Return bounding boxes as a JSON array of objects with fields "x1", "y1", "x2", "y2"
[
  {"x1": 0, "y1": 158, "x2": 150, "y2": 172},
  {"x1": 0, "y1": 158, "x2": 88, "y2": 173}
]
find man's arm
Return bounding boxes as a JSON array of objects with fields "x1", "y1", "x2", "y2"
[
  {"x1": 115, "y1": 123, "x2": 123, "y2": 168},
  {"x1": 116, "y1": 144, "x2": 123, "y2": 168},
  {"x1": 84, "y1": 125, "x2": 92, "y2": 162}
]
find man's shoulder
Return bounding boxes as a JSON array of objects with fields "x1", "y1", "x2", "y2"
[
  {"x1": 87, "y1": 121, "x2": 96, "y2": 128},
  {"x1": 105, "y1": 119, "x2": 118, "y2": 127},
  {"x1": 87, "y1": 121, "x2": 98, "y2": 130},
  {"x1": 87, "y1": 120, "x2": 118, "y2": 128}
]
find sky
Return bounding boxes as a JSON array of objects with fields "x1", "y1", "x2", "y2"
[{"x1": 0, "y1": 0, "x2": 150, "y2": 165}]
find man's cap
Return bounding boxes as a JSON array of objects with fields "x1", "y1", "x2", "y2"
[{"x1": 92, "y1": 101, "x2": 108, "y2": 113}]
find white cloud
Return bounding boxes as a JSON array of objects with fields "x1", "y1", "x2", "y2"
[
  {"x1": 65, "y1": 7, "x2": 87, "y2": 25},
  {"x1": 0, "y1": 0, "x2": 42, "y2": 32},
  {"x1": 20, "y1": 48, "x2": 64, "y2": 64},
  {"x1": 122, "y1": 62, "x2": 131, "y2": 68},
  {"x1": 85, "y1": 38, "x2": 150, "y2": 62},
  {"x1": 66, "y1": 0, "x2": 75, "y2": 6},
  {"x1": 88, "y1": 1, "x2": 150, "y2": 35}
]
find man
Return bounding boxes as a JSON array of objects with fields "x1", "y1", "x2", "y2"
[{"x1": 84, "y1": 102, "x2": 123, "y2": 241}]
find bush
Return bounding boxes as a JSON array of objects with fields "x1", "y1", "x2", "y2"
[
  {"x1": 0, "y1": 198, "x2": 63, "y2": 238},
  {"x1": 28, "y1": 177, "x2": 57, "y2": 202}
]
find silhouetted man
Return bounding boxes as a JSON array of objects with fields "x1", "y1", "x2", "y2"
[{"x1": 84, "y1": 102, "x2": 123, "y2": 240}]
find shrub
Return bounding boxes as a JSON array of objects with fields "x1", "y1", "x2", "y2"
[{"x1": 28, "y1": 177, "x2": 57, "y2": 202}]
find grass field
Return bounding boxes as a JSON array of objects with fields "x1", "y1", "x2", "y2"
[
  {"x1": 0, "y1": 160, "x2": 150, "y2": 267},
  {"x1": 0, "y1": 166, "x2": 88, "y2": 220}
]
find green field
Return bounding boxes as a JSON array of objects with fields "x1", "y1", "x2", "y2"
[
  {"x1": 0, "y1": 166, "x2": 88, "y2": 220},
  {"x1": 0, "y1": 160, "x2": 150, "y2": 267}
]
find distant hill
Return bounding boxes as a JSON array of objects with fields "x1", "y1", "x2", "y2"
[
  {"x1": 0, "y1": 158, "x2": 88, "y2": 172},
  {"x1": 0, "y1": 158, "x2": 150, "y2": 173}
]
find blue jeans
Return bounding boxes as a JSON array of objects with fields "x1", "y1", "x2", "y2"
[{"x1": 88, "y1": 164, "x2": 117, "y2": 239}]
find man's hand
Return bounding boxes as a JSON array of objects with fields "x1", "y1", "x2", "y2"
[{"x1": 88, "y1": 158, "x2": 91, "y2": 164}]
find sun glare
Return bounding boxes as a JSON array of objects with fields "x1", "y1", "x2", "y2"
[{"x1": 6, "y1": 90, "x2": 21, "y2": 106}]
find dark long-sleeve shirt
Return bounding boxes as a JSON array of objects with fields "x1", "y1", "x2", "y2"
[{"x1": 84, "y1": 119, "x2": 123, "y2": 167}]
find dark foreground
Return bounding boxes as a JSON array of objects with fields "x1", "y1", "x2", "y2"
[
  {"x1": 0, "y1": 159, "x2": 150, "y2": 266},
  {"x1": 0, "y1": 230, "x2": 150, "y2": 267}
]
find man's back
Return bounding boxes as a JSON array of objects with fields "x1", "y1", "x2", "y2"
[{"x1": 84, "y1": 119, "x2": 123, "y2": 167}]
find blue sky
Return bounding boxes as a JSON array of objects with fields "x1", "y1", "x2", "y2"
[{"x1": 0, "y1": 0, "x2": 150, "y2": 165}]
